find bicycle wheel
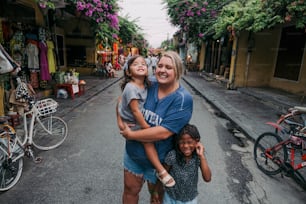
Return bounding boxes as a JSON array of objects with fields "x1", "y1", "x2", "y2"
[
  {"x1": 292, "y1": 170, "x2": 306, "y2": 190},
  {"x1": 33, "y1": 116, "x2": 68, "y2": 150},
  {"x1": 0, "y1": 146, "x2": 23, "y2": 191},
  {"x1": 254, "y1": 132, "x2": 288, "y2": 175}
]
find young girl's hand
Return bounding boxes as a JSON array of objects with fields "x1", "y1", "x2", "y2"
[
  {"x1": 120, "y1": 122, "x2": 134, "y2": 139},
  {"x1": 196, "y1": 142, "x2": 205, "y2": 156}
]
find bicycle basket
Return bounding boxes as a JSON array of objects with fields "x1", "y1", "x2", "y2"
[{"x1": 35, "y1": 98, "x2": 58, "y2": 116}]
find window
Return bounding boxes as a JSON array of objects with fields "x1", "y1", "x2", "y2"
[
  {"x1": 66, "y1": 46, "x2": 86, "y2": 66},
  {"x1": 56, "y1": 35, "x2": 65, "y2": 67},
  {"x1": 274, "y1": 26, "x2": 306, "y2": 81}
]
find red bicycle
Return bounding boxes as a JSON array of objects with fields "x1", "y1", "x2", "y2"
[
  {"x1": 273, "y1": 106, "x2": 306, "y2": 136},
  {"x1": 253, "y1": 111, "x2": 306, "y2": 190}
]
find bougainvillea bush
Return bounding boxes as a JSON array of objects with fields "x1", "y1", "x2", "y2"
[{"x1": 36, "y1": 0, "x2": 119, "y2": 44}]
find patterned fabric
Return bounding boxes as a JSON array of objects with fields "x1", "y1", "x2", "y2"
[
  {"x1": 164, "y1": 150, "x2": 200, "y2": 202},
  {"x1": 15, "y1": 81, "x2": 30, "y2": 102}
]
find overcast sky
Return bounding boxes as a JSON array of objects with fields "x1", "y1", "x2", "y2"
[{"x1": 118, "y1": 0, "x2": 178, "y2": 48}]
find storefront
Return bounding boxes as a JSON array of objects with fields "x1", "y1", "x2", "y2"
[
  {"x1": 0, "y1": 1, "x2": 83, "y2": 118},
  {"x1": 0, "y1": 1, "x2": 53, "y2": 115}
]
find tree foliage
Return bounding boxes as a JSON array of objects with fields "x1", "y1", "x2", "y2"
[
  {"x1": 164, "y1": 0, "x2": 306, "y2": 43},
  {"x1": 36, "y1": 0, "x2": 119, "y2": 45}
]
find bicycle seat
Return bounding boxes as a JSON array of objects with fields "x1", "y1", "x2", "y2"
[
  {"x1": 284, "y1": 119, "x2": 304, "y2": 127},
  {"x1": 293, "y1": 106, "x2": 306, "y2": 113}
]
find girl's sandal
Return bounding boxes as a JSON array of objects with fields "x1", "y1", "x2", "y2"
[{"x1": 156, "y1": 170, "x2": 175, "y2": 187}]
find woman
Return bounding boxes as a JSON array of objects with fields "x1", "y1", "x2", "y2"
[{"x1": 117, "y1": 51, "x2": 193, "y2": 204}]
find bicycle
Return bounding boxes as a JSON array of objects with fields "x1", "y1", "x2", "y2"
[
  {"x1": 253, "y1": 121, "x2": 306, "y2": 190},
  {"x1": 0, "y1": 97, "x2": 68, "y2": 191},
  {"x1": 271, "y1": 106, "x2": 306, "y2": 136}
]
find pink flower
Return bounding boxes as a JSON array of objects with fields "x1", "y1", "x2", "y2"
[
  {"x1": 107, "y1": 13, "x2": 119, "y2": 30},
  {"x1": 39, "y1": 3, "x2": 46, "y2": 9},
  {"x1": 198, "y1": 33, "x2": 204, "y2": 38},
  {"x1": 85, "y1": 10, "x2": 93, "y2": 17},
  {"x1": 76, "y1": 1, "x2": 86, "y2": 10}
]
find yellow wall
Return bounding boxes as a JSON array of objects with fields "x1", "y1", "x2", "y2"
[
  {"x1": 234, "y1": 27, "x2": 306, "y2": 95},
  {"x1": 231, "y1": 31, "x2": 248, "y2": 87},
  {"x1": 199, "y1": 42, "x2": 205, "y2": 70},
  {"x1": 246, "y1": 29, "x2": 279, "y2": 87}
]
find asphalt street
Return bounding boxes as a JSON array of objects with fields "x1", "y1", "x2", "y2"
[{"x1": 57, "y1": 69, "x2": 304, "y2": 142}]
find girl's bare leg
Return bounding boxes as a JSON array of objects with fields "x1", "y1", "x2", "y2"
[
  {"x1": 148, "y1": 181, "x2": 164, "y2": 204},
  {"x1": 143, "y1": 142, "x2": 175, "y2": 187},
  {"x1": 143, "y1": 142, "x2": 165, "y2": 174}
]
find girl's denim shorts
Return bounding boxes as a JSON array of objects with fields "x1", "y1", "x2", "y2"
[{"x1": 123, "y1": 149, "x2": 157, "y2": 184}]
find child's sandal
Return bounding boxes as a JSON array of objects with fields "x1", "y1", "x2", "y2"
[{"x1": 156, "y1": 170, "x2": 175, "y2": 187}]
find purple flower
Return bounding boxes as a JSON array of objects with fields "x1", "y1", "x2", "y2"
[
  {"x1": 108, "y1": 13, "x2": 119, "y2": 30},
  {"x1": 211, "y1": 10, "x2": 217, "y2": 18},
  {"x1": 198, "y1": 33, "x2": 204, "y2": 38},
  {"x1": 39, "y1": 3, "x2": 46, "y2": 9},
  {"x1": 96, "y1": 17, "x2": 103, "y2": 23},
  {"x1": 76, "y1": 1, "x2": 85, "y2": 11},
  {"x1": 85, "y1": 10, "x2": 93, "y2": 17}
]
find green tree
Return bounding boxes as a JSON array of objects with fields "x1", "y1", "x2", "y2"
[
  {"x1": 164, "y1": 0, "x2": 306, "y2": 42},
  {"x1": 118, "y1": 15, "x2": 148, "y2": 55}
]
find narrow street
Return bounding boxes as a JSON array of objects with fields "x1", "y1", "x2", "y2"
[
  {"x1": 0, "y1": 1, "x2": 305, "y2": 203},
  {"x1": 0, "y1": 78, "x2": 305, "y2": 204}
]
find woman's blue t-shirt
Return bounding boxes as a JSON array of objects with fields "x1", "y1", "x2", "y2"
[{"x1": 125, "y1": 81, "x2": 193, "y2": 168}]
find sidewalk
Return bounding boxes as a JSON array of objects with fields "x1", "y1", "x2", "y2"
[
  {"x1": 182, "y1": 72, "x2": 305, "y2": 141},
  {"x1": 54, "y1": 70, "x2": 124, "y2": 117}
]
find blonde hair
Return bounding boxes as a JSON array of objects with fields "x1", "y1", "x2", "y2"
[{"x1": 159, "y1": 51, "x2": 183, "y2": 81}]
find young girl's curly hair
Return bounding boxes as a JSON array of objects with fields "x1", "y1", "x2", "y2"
[
  {"x1": 120, "y1": 55, "x2": 151, "y2": 91},
  {"x1": 174, "y1": 124, "x2": 201, "y2": 166}
]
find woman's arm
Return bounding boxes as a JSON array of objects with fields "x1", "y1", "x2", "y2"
[
  {"x1": 196, "y1": 142, "x2": 212, "y2": 182},
  {"x1": 116, "y1": 96, "x2": 125, "y2": 130},
  {"x1": 120, "y1": 124, "x2": 173, "y2": 142}
]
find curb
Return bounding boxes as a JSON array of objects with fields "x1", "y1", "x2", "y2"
[{"x1": 182, "y1": 76, "x2": 258, "y2": 142}]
